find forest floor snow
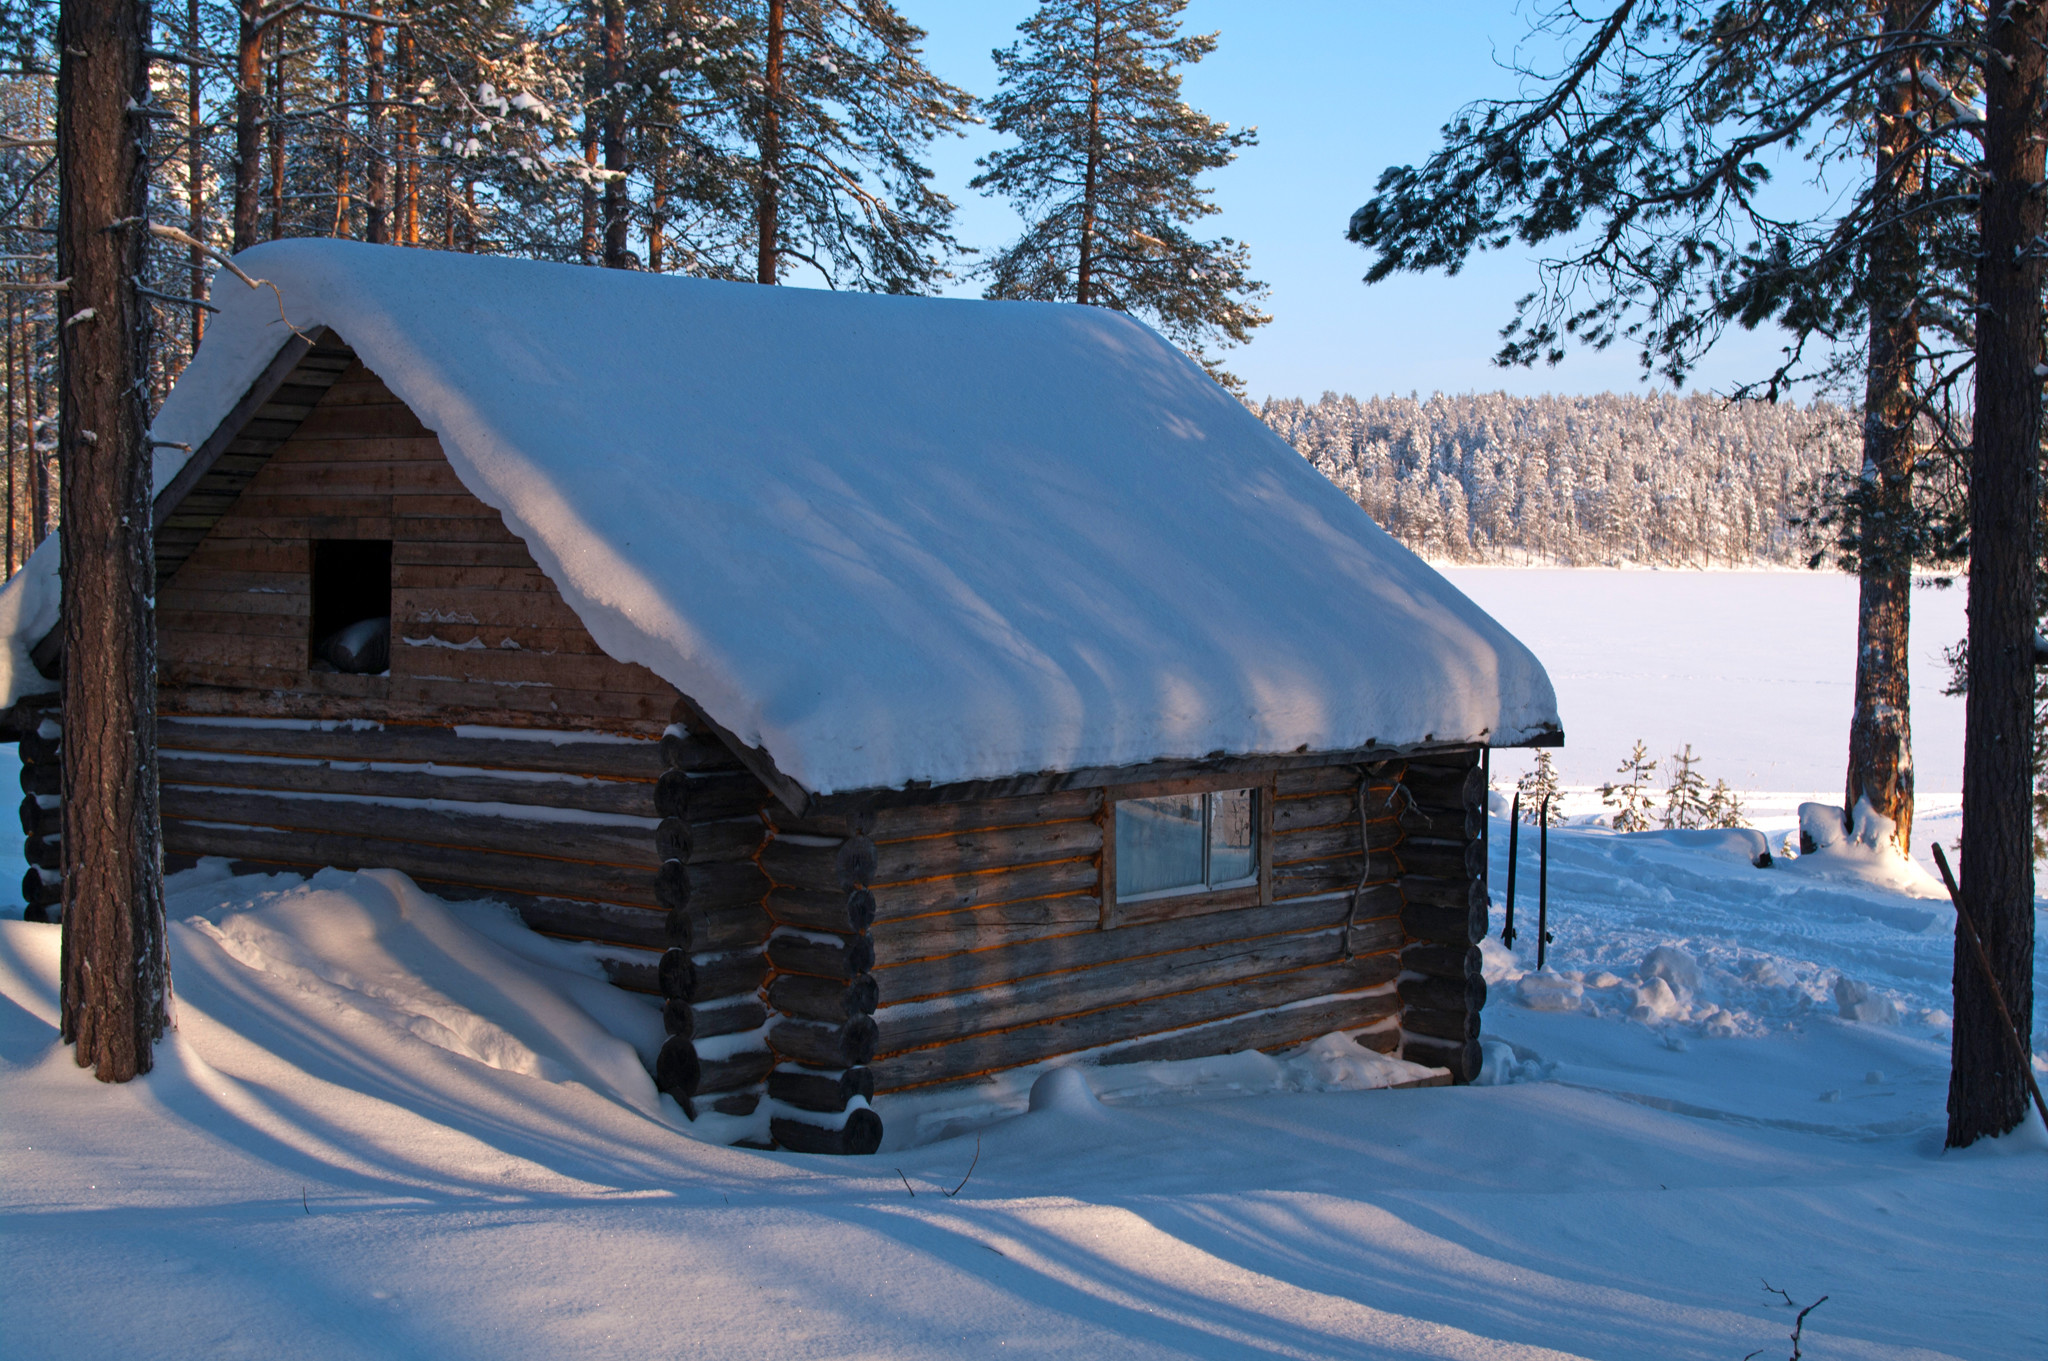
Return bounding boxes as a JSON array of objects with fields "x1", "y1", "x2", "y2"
[{"x1": 1, "y1": 823, "x2": 2042, "y2": 1360}]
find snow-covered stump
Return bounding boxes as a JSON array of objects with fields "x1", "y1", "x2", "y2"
[
  {"x1": 759, "y1": 807, "x2": 883, "y2": 1155},
  {"x1": 652, "y1": 721, "x2": 776, "y2": 1126},
  {"x1": 12, "y1": 694, "x2": 62, "y2": 921},
  {"x1": 1395, "y1": 753, "x2": 1490, "y2": 1082}
]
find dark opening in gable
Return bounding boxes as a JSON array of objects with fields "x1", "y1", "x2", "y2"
[{"x1": 310, "y1": 538, "x2": 392, "y2": 673}]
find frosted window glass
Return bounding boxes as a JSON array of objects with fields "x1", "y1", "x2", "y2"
[
  {"x1": 1208, "y1": 787, "x2": 1255, "y2": 885},
  {"x1": 1116, "y1": 794, "x2": 1205, "y2": 897},
  {"x1": 1115, "y1": 788, "x2": 1259, "y2": 902}
]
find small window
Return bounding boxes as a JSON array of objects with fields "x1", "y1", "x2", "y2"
[
  {"x1": 309, "y1": 538, "x2": 392, "y2": 674},
  {"x1": 1115, "y1": 787, "x2": 1259, "y2": 902}
]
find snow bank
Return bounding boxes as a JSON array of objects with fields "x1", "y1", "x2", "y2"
[
  {"x1": 0, "y1": 537, "x2": 57, "y2": 709},
  {"x1": 36, "y1": 239, "x2": 1560, "y2": 789},
  {"x1": 3, "y1": 817, "x2": 2045, "y2": 1359}
]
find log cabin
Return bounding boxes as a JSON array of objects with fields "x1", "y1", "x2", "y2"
[{"x1": 0, "y1": 240, "x2": 1561, "y2": 1153}]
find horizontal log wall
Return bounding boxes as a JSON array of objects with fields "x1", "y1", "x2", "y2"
[
  {"x1": 11, "y1": 695, "x2": 61, "y2": 920},
  {"x1": 157, "y1": 356, "x2": 677, "y2": 733},
  {"x1": 649, "y1": 720, "x2": 777, "y2": 1133},
  {"x1": 1392, "y1": 751, "x2": 1489, "y2": 1082},
  {"x1": 806, "y1": 771, "x2": 1412, "y2": 1100}
]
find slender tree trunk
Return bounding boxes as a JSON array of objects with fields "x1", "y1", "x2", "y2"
[
  {"x1": 1950, "y1": 0, "x2": 2046, "y2": 1148},
  {"x1": 6, "y1": 287, "x2": 18, "y2": 575},
  {"x1": 648, "y1": 156, "x2": 666, "y2": 272},
  {"x1": 365, "y1": 5, "x2": 387, "y2": 244},
  {"x1": 186, "y1": 0, "x2": 205, "y2": 341},
  {"x1": 1077, "y1": 0, "x2": 1102, "y2": 305},
  {"x1": 233, "y1": 2, "x2": 263, "y2": 250},
  {"x1": 56, "y1": 0, "x2": 169, "y2": 1083},
  {"x1": 755, "y1": 0, "x2": 782, "y2": 284},
  {"x1": 332, "y1": 20, "x2": 352, "y2": 235},
  {"x1": 398, "y1": 26, "x2": 418, "y2": 244},
  {"x1": 601, "y1": 0, "x2": 629, "y2": 267},
  {"x1": 440, "y1": 161, "x2": 453, "y2": 249},
  {"x1": 267, "y1": 45, "x2": 285, "y2": 239},
  {"x1": 1845, "y1": 0, "x2": 1921, "y2": 852}
]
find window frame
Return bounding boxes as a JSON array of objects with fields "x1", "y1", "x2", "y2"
[{"x1": 1100, "y1": 771, "x2": 1275, "y2": 929}]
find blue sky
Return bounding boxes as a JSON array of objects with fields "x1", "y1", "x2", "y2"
[{"x1": 908, "y1": 1, "x2": 1811, "y2": 403}]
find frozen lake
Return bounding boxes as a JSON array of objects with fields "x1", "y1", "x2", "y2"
[{"x1": 1442, "y1": 567, "x2": 1969, "y2": 804}]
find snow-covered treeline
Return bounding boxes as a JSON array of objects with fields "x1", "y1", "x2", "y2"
[{"x1": 1260, "y1": 390, "x2": 1859, "y2": 566}]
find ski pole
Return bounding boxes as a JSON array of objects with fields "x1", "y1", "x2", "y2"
[
  {"x1": 1928, "y1": 842, "x2": 2048, "y2": 1130},
  {"x1": 1537, "y1": 793, "x2": 1553, "y2": 970},
  {"x1": 1503, "y1": 791, "x2": 1520, "y2": 947}
]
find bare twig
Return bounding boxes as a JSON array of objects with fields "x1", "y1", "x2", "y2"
[
  {"x1": 135, "y1": 285, "x2": 218, "y2": 313},
  {"x1": 1789, "y1": 1296, "x2": 1828, "y2": 1359},
  {"x1": 895, "y1": 1169, "x2": 914, "y2": 1198},
  {"x1": 142, "y1": 223, "x2": 309, "y2": 340},
  {"x1": 1747, "y1": 1283, "x2": 1827, "y2": 1361},
  {"x1": 941, "y1": 1134, "x2": 980, "y2": 1197}
]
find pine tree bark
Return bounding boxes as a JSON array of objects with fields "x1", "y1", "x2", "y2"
[
  {"x1": 186, "y1": 0, "x2": 206, "y2": 340},
  {"x1": 1844, "y1": 0, "x2": 1921, "y2": 853},
  {"x1": 365, "y1": 5, "x2": 387, "y2": 244},
  {"x1": 1949, "y1": 0, "x2": 2046, "y2": 1148},
  {"x1": 232, "y1": 2, "x2": 263, "y2": 250},
  {"x1": 601, "y1": 0, "x2": 629, "y2": 268},
  {"x1": 267, "y1": 46, "x2": 285, "y2": 239},
  {"x1": 755, "y1": 0, "x2": 783, "y2": 283},
  {"x1": 55, "y1": 0, "x2": 168, "y2": 1083},
  {"x1": 1077, "y1": 0, "x2": 1103, "y2": 305}
]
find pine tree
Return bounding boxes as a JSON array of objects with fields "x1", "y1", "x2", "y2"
[
  {"x1": 1662, "y1": 744, "x2": 1708, "y2": 830},
  {"x1": 1515, "y1": 749, "x2": 1562, "y2": 827},
  {"x1": 1599, "y1": 740, "x2": 1658, "y2": 834},
  {"x1": 55, "y1": 0, "x2": 167, "y2": 1081},
  {"x1": 1704, "y1": 779, "x2": 1747, "y2": 830},
  {"x1": 970, "y1": 0, "x2": 1268, "y2": 387},
  {"x1": 1949, "y1": 0, "x2": 2044, "y2": 1151},
  {"x1": 1348, "y1": 1, "x2": 1988, "y2": 857},
  {"x1": 739, "y1": 0, "x2": 972, "y2": 292}
]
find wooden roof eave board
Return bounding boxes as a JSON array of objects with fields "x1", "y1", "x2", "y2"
[{"x1": 800, "y1": 724, "x2": 1565, "y2": 818}]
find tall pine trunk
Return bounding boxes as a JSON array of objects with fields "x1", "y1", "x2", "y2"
[
  {"x1": 1844, "y1": 0, "x2": 1921, "y2": 852},
  {"x1": 1950, "y1": 0, "x2": 2046, "y2": 1148},
  {"x1": 1077, "y1": 0, "x2": 1102, "y2": 305},
  {"x1": 755, "y1": 0, "x2": 783, "y2": 283},
  {"x1": 601, "y1": 0, "x2": 629, "y2": 268},
  {"x1": 232, "y1": 3, "x2": 262, "y2": 249},
  {"x1": 332, "y1": 19, "x2": 352, "y2": 235},
  {"x1": 55, "y1": 0, "x2": 168, "y2": 1082},
  {"x1": 365, "y1": 6, "x2": 387, "y2": 244},
  {"x1": 185, "y1": 0, "x2": 205, "y2": 340},
  {"x1": 267, "y1": 46, "x2": 285, "y2": 239}
]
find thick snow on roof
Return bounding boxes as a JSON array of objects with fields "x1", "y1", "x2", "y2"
[{"x1": 2, "y1": 239, "x2": 1558, "y2": 792}]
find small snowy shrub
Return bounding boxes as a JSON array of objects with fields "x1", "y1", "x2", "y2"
[
  {"x1": 1600, "y1": 740, "x2": 1659, "y2": 832},
  {"x1": 1662, "y1": 744, "x2": 1709, "y2": 829},
  {"x1": 1515, "y1": 750, "x2": 1564, "y2": 826},
  {"x1": 1705, "y1": 778, "x2": 1748, "y2": 829}
]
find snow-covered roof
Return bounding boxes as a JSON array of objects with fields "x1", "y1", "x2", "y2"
[{"x1": 0, "y1": 239, "x2": 1559, "y2": 793}]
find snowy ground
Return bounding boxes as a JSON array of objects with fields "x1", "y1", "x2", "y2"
[{"x1": 2, "y1": 568, "x2": 2044, "y2": 1360}]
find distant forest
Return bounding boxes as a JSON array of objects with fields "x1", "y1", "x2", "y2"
[{"x1": 1258, "y1": 390, "x2": 1859, "y2": 567}]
